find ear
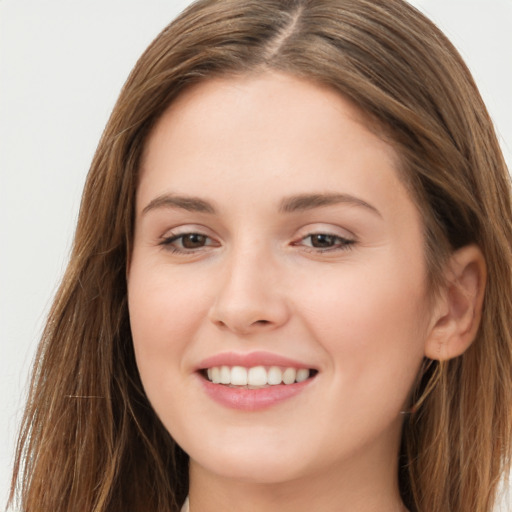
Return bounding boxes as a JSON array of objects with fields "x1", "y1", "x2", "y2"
[{"x1": 424, "y1": 245, "x2": 486, "y2": 361}]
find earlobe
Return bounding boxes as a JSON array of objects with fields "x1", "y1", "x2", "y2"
[{"x1": 424, "y1": 245, "x2": 487, "y2": 361}]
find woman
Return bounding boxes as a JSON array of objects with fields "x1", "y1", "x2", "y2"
[{"x1": 9, "y1": 0, "x2": 512, "y2": 511}]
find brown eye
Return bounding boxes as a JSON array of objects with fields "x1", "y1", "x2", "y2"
[
  {"x1": 297, "y1": 233, "x2": 355, "y2": 253},
  {"x1": 309, "y1": 234, "x2": 337, "y2": 248},
  {"x1": 161, "y1": 232, "x2": 217, "y2": 254},
  {"x1": 181, "y1": 233, "x2": 208, "y2": 249}
]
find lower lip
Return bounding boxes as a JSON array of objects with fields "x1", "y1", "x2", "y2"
[{"x1": 199, "y1": 376, "x2": 314, "y2": 411}]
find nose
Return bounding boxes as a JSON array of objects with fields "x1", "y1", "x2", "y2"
[{"x1": 208, "y1": 248, "x2": 290, "y2": 335}]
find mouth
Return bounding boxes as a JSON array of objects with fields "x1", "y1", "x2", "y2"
[
  {"x1": 200, "y1": 365, "x2": 318, "y2": 388},
  {"x1": 196, "y1": 352, "x2": 319, "y2": 410}
]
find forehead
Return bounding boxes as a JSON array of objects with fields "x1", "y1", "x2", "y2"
[{"x1": 139, "y1": 71, "x2": 403, "y2": 200}]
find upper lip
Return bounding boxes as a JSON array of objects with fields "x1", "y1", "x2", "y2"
[{"x1": 196, "y1": 351, "x2": 317, "y2": 371}]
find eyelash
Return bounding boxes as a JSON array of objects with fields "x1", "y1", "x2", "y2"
[
  {"x1": 296, "y1": 233, "x2": 355, "y2": 253},
  {"x1": 160, "y1": 232, "x2": 218, "y2": 254},
  {"x1": 160, "y1": 231, "x2": 355, "y2": 255}
]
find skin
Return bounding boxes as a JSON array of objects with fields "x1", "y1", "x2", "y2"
[{"x1": 127, "y1": 71, "x2": 439, "y2": 512}]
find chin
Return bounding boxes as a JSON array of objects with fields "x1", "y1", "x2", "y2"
[
  {"x1": 192, "y1": 452, "x2": 309, "y2": 484},
  {"x1": 185, "y1": 434, "x2": 315, "y2": 484}
]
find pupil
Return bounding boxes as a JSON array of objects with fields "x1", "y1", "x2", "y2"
[
  {"x1": 312, "y1": 234, "x2": 334, "y2": 247},
  {"x1": 183, "y1": 234, "x2": 206, "y2": 248}
]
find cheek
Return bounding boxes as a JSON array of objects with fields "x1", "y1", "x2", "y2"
[
  {"x1": 127, "y1": 263, "x2": 210, "y2": 382},
  {"x1": 295, "y1": 257, "x2": 429, "y2": 395},
  {"x1": 127, "y1": 267, "x2": 215, "y2": 435}
]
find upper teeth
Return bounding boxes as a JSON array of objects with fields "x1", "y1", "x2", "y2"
[{"x1": 206, "y1": 366, "x2": 311, "y2": 387}]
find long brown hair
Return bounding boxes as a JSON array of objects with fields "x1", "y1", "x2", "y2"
[{"x1": 9, "y1": 1, "x2": 512, "y2": 511}]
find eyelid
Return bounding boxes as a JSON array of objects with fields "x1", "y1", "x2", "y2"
[
  {"x1": 158, "y1": 225, "x2": 221, "y2": 254},
  {"x1": 296, "y1": 234, "x2": 355, "y2": 252},
  {"x1": 291, "y1": 224, "x2": 357, "y2": 253},
  {"x1": 294, "y1": 223, "x2": 356, "y2": 240},
  {"x1": 160, "y1": 223, "x2": 212, "y2": 236}
]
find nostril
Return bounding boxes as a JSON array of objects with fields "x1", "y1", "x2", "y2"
[{"x1": 253, "y1": 319, "x2": 271, "y2": 326}]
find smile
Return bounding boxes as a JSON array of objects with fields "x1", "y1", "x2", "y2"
[
  {"x1": 204, "y1": 365, "x2": 313, "y2": 387},
  {"x1": 196, "y1": 352, "x2": 318, "y2": 411}
]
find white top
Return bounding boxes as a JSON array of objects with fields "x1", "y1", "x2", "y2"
[{"x1": 180, "y1": 496, "x2": 190, "y2": 512}]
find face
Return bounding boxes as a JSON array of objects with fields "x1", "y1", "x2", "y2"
[{"x1": 128, "y1": 72, "x2": 432, "y2": 486}]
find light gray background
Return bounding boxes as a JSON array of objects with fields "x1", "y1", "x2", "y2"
[{"x1": 1, "y1": 1, "x2": 511, "y2": 509}]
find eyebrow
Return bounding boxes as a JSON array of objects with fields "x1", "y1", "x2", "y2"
[
  {"x1": 141, "y1": 192, "x2": 381, "y2": 217},
  {"x1": 142, "y1": 194, "x2": 216, "y2": 215},
  {"x1": 279, "y1": 193, "x2": 381, "y2": 217}
]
